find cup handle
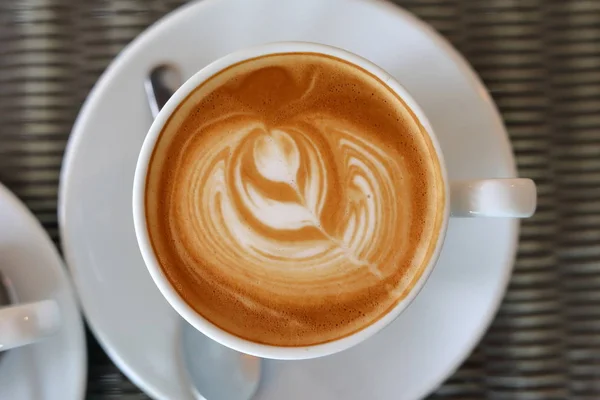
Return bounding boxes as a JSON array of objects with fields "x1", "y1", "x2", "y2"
[
  {"x1": 0, "y1": 300, "x2": 61, "y2": 352},
  {"x1": 450, "y1": 178, "x2": 536, "y2": 218}
]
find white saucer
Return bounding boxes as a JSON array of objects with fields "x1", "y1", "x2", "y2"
[
  {"x1": 0, "y1": 183, "x2": 86, "y2": 400},
  {"x1": 59, "y1": 0, "x2": 518, "y2": 399}
]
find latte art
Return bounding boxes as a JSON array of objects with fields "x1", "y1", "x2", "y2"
[
  {"x1": 146, "y1": 53, "x2": 445, "y2": 346},
  {"x1": 186, "y1": 116, "x2": 407, "y2": 279}
]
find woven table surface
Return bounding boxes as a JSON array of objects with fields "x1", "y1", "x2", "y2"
[{"x1": 1, "y1": 0, "x2": 599, "y2": 399}]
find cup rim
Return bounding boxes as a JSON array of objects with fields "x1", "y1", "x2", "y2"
[{"x1": 132, "y1": 41, "x2": 450, "y2": 360}]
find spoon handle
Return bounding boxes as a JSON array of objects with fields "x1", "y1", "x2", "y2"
[{"x1": 144, "y1": 64, "x2": 182, "y2": 119}]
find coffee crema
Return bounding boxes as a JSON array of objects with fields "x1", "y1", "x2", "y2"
[{"x1": 145, "y1": 52, "x2": 445, "y2": 347}]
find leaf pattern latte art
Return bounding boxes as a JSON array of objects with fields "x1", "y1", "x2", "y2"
[{"x1": 173, "y1": 113, "x2": 411, "y2": 296}]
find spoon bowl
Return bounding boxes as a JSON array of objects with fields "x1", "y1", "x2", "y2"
[{"x1": 182, "y1": 321, "x2": 261, "y2": 400}]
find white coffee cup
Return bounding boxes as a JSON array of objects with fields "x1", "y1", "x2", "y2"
[
  {"x1": 0, "y1": 299, "x2": 61, "y2": 352},
  {"x1": 133, "y1": 42, "x2": 536, "y2": 360}
]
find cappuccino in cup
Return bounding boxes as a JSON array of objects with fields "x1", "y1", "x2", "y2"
[
  {"x1": 134, "y1": 42, "x2": 535, "y2": 359},
  {"x1": 144, "y1": 52, "x2": 445, "y2": 347}
]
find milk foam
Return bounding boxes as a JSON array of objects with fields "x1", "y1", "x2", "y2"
[{"x1": 145, "y1": 53, "x2": 445, "y2": 346}]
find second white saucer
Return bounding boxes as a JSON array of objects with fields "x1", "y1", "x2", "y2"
[{"x1": 0, "y1": 183, "x2": 86, "y2": 400}]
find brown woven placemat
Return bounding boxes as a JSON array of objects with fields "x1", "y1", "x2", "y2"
[{"x1": 0, "y1": 0, "x2": 599, "y2": 399}]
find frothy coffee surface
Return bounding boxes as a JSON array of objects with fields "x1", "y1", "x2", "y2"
[{"x1": 145, "y1": 53, "x2": 445, "y2": 346}]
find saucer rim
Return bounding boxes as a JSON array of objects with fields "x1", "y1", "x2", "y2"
[{"x1": 59, "y1": 0, "x2": 519, "y2": 398}]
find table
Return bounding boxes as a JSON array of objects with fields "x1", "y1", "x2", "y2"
[{"x1": 0, "y1": 0, "x2": 599, "y2": 398}]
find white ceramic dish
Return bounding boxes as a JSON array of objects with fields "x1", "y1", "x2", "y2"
[
  {"x1": 0, "y1": 183, "x2": 86, "y2": 400},
  {"x1": 59, "y1": 0, "x2": 518, "y2": 398}
]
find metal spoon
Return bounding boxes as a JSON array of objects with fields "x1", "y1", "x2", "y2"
[
  {"x1": 0, "y1": 272, "x2": 10, "y2": 309},
  {"x1": 0, "y1": 272, "x2": 10, "y2": 361},
  {"x1": 145, "y1": 64, "x2": 262, "y2": 400}
]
